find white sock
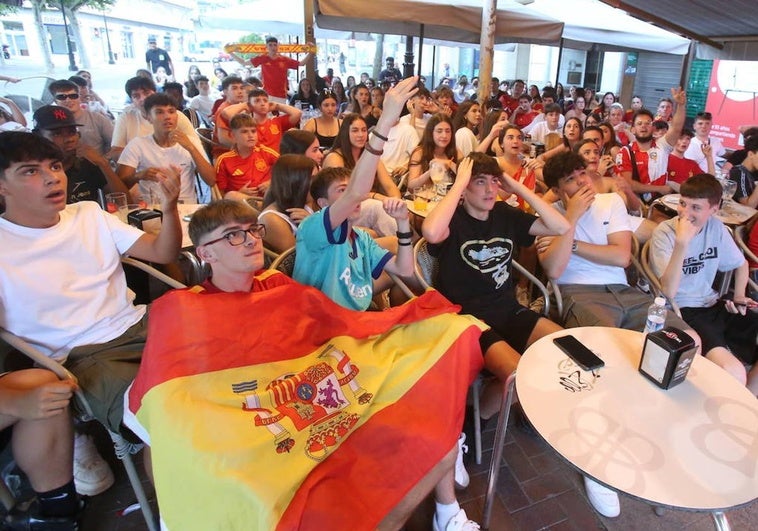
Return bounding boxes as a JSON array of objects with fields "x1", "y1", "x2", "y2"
[{"x1": 435, "y1": 500, "x2": 460, "y2": 528}]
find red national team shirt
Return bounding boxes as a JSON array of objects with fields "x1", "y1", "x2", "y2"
[
  {"x1": 199, "y1": 269, "x2": 294, "y2": 294},
  {"x1": 499, "y1": 94, "x2": 519, "y2": 115},
  {"x1": 250, "y1": 55, "x2": 299, "y2": 98},
  {"x1": 667, "y1": 154, "x2": 703, "y2": 184},
  {"x1": 212, "y1": 100, "x2": 233, "y2": 159},
  {"x1": 255, "y1": 115, "x2": 294, "y2": 153},
  {"x1": 513, "y1": 111, "x2": 539, "y2": 129},
  {"x1": 214, "y1": 145, "x2": 279, "y2": 193}
]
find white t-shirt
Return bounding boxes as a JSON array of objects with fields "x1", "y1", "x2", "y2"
[
  {"x1": 0, "y1": 202, "x2": 146, "y2": 361},
  {"x1": 118, "y1": 134, "x2": 201, "y2": 202},
  {"x1": 382, "y1": 122, "x2": 419, "y2": 174},
  {"x1": 553, "y1": 193, "x2": 632, "y2": 285},
  {"x1": 455, "y1": 127, "x2": 478, "y2": 158},
  {"x1": 526, "y1": 121, "x2": 562, "y2": 144},
  {"x1": 75, "y1": 108, "x2": 113, "y2": 156},
  {"x1": 684, "y1": 136, "x2": 726, "y2": 173},
  {"x1": 111, "y1": 105, "x2": 203, "y2": 153},
  {"x1": 189, "y1": 94, "x2": 216, "y2": 123},
  {"x1": 523, "y1": 113, "x2": 565, "y2": 135},
  {"x1": 354, "y1": 198, "x2": 398, "y2": 237},
  {"x1": 399, "y1": 113, "x2": 429, "y2": 140}
]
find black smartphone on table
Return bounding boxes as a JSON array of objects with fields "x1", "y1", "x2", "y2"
[{"x1": 553, "y1": 335, "x2": 605, "y2": 371}]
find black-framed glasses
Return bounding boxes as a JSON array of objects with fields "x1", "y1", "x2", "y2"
[
  {"x1": 200, "y1": 225, "x2": 266, "y2": 247},
  {"x1": 54, "y1": 93, "x2": 80, "y2": 101}
]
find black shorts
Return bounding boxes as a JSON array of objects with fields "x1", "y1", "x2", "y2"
[
  {"x1": 467, "y1": 299, "x2": 542, "y2": 355},
  {"x1": 681, "y1": 303, "x2": 758, "y2": 364}
]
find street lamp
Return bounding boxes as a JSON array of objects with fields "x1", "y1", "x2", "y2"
[
  {"x1": 102, "y1": 10, "x2": 115, "y2": 64},
  {"x1": 59, "y1": 0, "x2": 78, "y2": 71}
]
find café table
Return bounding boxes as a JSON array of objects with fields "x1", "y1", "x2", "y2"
[{"x1": 517, "y1": 326, "x2": 758, "y2": 530}]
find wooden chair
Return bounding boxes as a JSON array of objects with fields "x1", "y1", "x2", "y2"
[{"x1": 640, "y1": 240, "x2": 682, "y2": 316}]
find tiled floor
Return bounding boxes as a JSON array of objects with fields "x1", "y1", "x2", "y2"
[{"x1": 2, "y1": 411, "x2": 756, "y2": 530}]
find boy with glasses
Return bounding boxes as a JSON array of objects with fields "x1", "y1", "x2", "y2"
[
  {"x1": 180, "y1": 197, "x2": 481, "y2": 530},
  {"x1": 49, "y1": 79, "x2": 113, "y2": 157}
]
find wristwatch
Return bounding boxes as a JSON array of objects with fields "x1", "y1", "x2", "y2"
[{"x1": 571, "y1": 240, "x2": 578, "y2": 253}]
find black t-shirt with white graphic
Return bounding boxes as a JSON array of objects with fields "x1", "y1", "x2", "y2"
[{"x1": 428, "y1": 202, "x2": 537, "y2": 314}]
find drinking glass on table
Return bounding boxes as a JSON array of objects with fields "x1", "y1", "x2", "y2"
[
  {"x1": 720, "y1": 179, "x2": 737, "y2": 209},
  {"x1": 412, "y1": 186, "x2": 427, "y2": 212},
  {"x1": 105, "y1": 192, "x2": 128, "y2": 223}
]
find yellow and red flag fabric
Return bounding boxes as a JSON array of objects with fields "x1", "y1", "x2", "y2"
[{"x1": 125, "y1": 283, "x2": 484, "y2": 530}]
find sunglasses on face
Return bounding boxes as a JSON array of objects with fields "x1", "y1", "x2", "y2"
[{"x1": 54, "y1": 93, "x2": 80, "y2": 101}]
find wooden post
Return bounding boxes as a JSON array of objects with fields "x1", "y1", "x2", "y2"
[
  {"x1": 477, "y1": 0, "x2": 497, "y2": 104},
  {"x1": 303, "y1": 0, "x2": 315, "y2": 84}
]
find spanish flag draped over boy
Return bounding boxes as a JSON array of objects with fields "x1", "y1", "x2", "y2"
[{"x1": 125, "y1": 278, "x2": 484, "y2": 530}]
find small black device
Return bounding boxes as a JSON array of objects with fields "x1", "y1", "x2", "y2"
[{"x1": 553, "y1": 335, "x2": 605, "y2": 371}]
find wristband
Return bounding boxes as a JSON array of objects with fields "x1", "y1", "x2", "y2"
[
  {"x1": 396, "y1": 231, "x2": 413, "y2": 239},
  {"x1": 364, "y1": 142, "x2": 383, "y2": 156},
  {"x1": 370, "y1": 129, "x2": 389, "y2": 142},
  {"x1": 398, "y1": 240, "x2": 412, "y2": 246}
]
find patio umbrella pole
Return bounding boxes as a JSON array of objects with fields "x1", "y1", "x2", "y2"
[{"x1": 477, "y1": 0, "x2": 497, "y2": 103}]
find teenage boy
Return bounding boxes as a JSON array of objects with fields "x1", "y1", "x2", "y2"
[
  {"x1": 0, "y1": 131, "x2": 182, "y2": 495},
  {"x1": 422, "y1": 151, "x2": 570, "y2": 418},
  {"x1": 214, "y1": 113, "x2": 279, "y2": 196},
  {"x1": 668, "y1": 128, "x2": 714, "y2": 187},
  {"x1": 111, "y1": 76, "x2": 202, "y2": 160},
  {"x1": 293, "y1": 78, "x2": 418, "y2": 313},
  {"x1": 49, "y1": 78, "x2": 113, "y2": 156},
  {"x1": 650, "y1": 173, "x2": 758, "y2": 396},
  {"x1": 510, "y1": 95, "x2": 539, "y2": 129},
  {"x1": 232, "y1": 36, "x2": 313, "y2": 102},
  {"x1": 118, "y1": 93, "x2": 216, "y2": 203},
  {"x1": 188, "y1": 75, "x2": 215, "y2": 124},
  {"x1": 615, "y1": 87, "x2": 686, "y2": 204},
  {"x1": 212, "y1": 75, "x2": 247, "y2": 153},
  {"x1": 221, "y1": 88, "x2": 301, "y2": 153},
  {"x1": 684, "y1": 111, "x2": 726, "y2": 172},
  {"x1": 523, "y1": 103, "x2": 563, "y2": 143},
  {"x1": 730, "y1": 135, "x2": 758, "y2": 208},
  {"x1": 0, "y1": 369, "x2": 79, "y2": 529},
  {"x1": 33, "y1": 105, "x2": 130, "y2": 204}
]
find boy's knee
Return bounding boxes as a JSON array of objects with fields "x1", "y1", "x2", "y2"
[
  {"x1": 1, "y1": 368, "x2": 60, "y2": 390},
  {"x1": 705, "y1": 347, "x2": 747, "y2": 385}
]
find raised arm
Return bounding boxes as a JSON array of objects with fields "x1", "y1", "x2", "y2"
[
  {"x1": 422, "y1": 157, "x2": 474, "y2": 243},
  {"x1": 171, "y1": 129, "x2": 216, "y2": 186},
  {"x1": 663, "y1": 87, "x2": 687, "y2": 148},
  {"x1": 327, "y1": 77, "x2": 418, "y2": 230},
  {"x1": 498, "y1": 172, "x2": 570, "y2": 236}
]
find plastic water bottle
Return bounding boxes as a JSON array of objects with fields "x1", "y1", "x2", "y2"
[{"x1": 644, "y1": 297, "x2": 667, "y2": 335}]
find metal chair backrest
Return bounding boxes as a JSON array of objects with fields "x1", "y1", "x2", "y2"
[
  {"x1": 269, "y1": 246, "x2": 296, "y2": 277},
  {"x1": 640, "y1": 240, "x2": 682, "y2": 317}
]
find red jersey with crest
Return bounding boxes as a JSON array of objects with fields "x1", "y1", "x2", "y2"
[
  {"x1": 667, "y1": 154, "x2": 703, "y2": 184},
  {"x1": 255, "y1": 115, "x2": 294, "y2": 153},
  {"x1": 214, "y1": 145, "x2": 279, "y2": 193}
]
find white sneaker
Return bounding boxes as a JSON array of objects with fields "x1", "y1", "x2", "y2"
[
  {"x1": 433, "y1": 508, "x2": 481, "y2": 531},
  {"x1": 454, "y1": 433, "x2": 470, "y2": 489},
  {"x1": 74, "y1": 433, "x2": 115, "y2": 496},
  {"x1": 583, "y1": 476, "x2": 620, "y2": 517}
]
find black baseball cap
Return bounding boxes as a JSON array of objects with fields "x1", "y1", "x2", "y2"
[{"x1": 33, "y1": 105, "x2": 83, "y2": 131}]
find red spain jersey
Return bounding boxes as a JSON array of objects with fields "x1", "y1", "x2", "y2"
[{"x1": 214, "y1": 145, "x2": 279, "y2": 193}]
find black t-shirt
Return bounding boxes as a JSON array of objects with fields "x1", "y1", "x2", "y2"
[
  {"x1": 428, "y1": 202, "x2": 537, "y2": 313},
  {"x1": 145, "y1": 48, "x2": 172, "y2": 75},
  {"x1": 66, "y1": 158, "x2": 107, "y2": 204},
  {"x1": 378, "y1": 67, "x2": 402, "y2": 85}
]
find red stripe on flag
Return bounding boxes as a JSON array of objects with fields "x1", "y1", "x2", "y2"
[
  {"x1": 278, "y1": 324, "x2": 483, "y2": 529},
  {"x1": 129, "y1": 286, "x2": 461, "y2": 413}
]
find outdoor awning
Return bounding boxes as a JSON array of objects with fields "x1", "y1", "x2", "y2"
[{"x1": 314, "y1": 0, "x2": 564, "y2": 46}]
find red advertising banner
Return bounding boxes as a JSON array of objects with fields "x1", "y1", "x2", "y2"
[{"x1": 705, "y1": 60, "x2": 758, "y2": 151}]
